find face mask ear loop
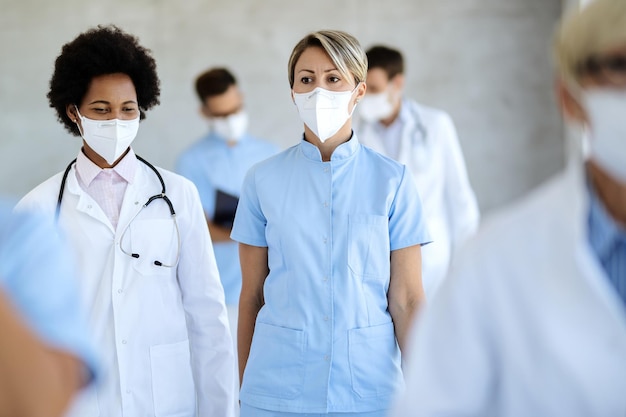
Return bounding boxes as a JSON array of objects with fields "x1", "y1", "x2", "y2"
[
  {"x1": 73, "y1": 105, "x2": 85, "y2": 138},
  {"x1": 561, "y1": 79, "x2": 591, "y2": 163},
  {"x1": 349, "y1": 82, "x2": 363, "y2": 117}
]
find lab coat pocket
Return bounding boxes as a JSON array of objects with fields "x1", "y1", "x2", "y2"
[
  {"x1": 242, "y1": 322, "x2": 306, "y2": 399},
  {"x1": 348, "y1": 322, "x2": 403, "y2": 398},
  {"x1": 126, "y1": 219, "x2": 178, "y2": 277},
  {"x1": 348, "y1": 214, "x2": 390, "y2": 281},
  {"x1": 150, "y1": 340, "x2": 196, "y2": 417}
]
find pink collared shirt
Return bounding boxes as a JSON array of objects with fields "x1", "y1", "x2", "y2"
[{"x1": 75, "y1": 149, "x2": 137, "y2": 229}]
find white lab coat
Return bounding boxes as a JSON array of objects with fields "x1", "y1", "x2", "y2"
[
  {"x1": 17, "y1": 156, "x2": 237, "y2": 417},
  {"x1": 355, "y1": 99, "x2": 479, "y2": 296},
  {"x1": 390, "y1": 162, "x2": 626, "y2": 416}
]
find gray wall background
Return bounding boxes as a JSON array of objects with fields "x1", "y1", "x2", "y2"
[{"x1": 0, "y1": 0, "x2": 567, "y2": 216}]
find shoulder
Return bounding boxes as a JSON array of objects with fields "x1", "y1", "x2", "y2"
[
  {"x1": 16, "y1": 172, "x2": 65, "y2": 213},
  {"x1": 177, "y1": 135, "x2": 214, "y2": 160},
  {"x1": 245, "y1": 135, "x2": 281, "y2": 151},
  {"x1": 457, "y1": 170, "x2": 573, "y2": 268},
  {"x1": 404, "y1": 99, "x2": 455, "y2": 129},
  {"x1": 249, "y1": 145, "x2": 295, "y2": 173},
  {"x1": 145, "y1": 164, "x2": 197, "y2": 190},
  {"x1": 240, "y1": 136, "x2": 282, "y2": 163},
  {"x1": 138, "y1": 163, "x2": 202, "y2": 206},
  {"x1": 358, "y1": 143, "x2": 406, "y2": 175}
]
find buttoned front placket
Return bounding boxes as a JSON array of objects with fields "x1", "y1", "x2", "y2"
[
  {"x1": 320, "y1": 160, "x2": 334, "y2": 404},
  {"x1": 112, "y1": 186, "x2": 147, "y2": 416}
]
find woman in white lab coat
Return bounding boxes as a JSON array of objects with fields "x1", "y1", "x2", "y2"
[
  {"x1": 16, "y1": 25, "x2": 236, "y2": 417},
  {"x1": 390, "y1": 1, "x2": 626, "y2": 415}
]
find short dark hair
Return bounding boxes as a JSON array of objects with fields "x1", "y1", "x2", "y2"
[
  {"x1": 195, "y1": 68, "x2": 237, "y2": 102},
  {"x1": 366, "y1": 45, "x2": 404, "y2": 80},
  {"x1": 48, "y1": 24, "x2": 161, "y2": 137}
]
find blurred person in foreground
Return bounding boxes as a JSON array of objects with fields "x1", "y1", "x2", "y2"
[
  {"x1": 0, "y1": 200, "x2": 97, "y2": 417},
  {"x1": 389, "y1": 0, "x2": 626, "y2": 415}
]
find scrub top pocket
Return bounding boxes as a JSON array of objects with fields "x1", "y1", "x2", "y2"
[
  {"x1": 242, "y1": 322, "x2": 306, "y2": 400},
  {"x1": 348, "y1": 322, "x2": 403, "y2": 398},
  {"x1": 347, "y1": 214, "x2": 390, "y2": 281}
]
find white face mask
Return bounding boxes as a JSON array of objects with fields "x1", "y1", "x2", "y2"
[
  {"x1": 293, "y1": 85, "x2": 358, "y2": 143},
  {"x1": 211, "y1": 110, "x2": 248, "y2": 143},
  {"x1": 75, "y1": 107, "x2": 139, "y2": 165},
  {"x1": 583, "y1": 89, "x2": 626, "y2": 183},
  {"x1": 358, "y1": 91, "x2": 394, "y2": 122}
]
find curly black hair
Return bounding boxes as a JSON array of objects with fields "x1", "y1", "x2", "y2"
[{"x1": 47, "y1": 24, "x2": 161, "y2": 136}]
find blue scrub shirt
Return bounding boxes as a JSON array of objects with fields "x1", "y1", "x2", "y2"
[{"x1": 231, "y1": 134, "x2": 430, "y2": 414}]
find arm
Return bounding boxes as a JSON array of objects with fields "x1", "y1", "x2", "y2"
[
  {"x1": 387, "y1": 244, "x2": 425, "y2": 354},
  {"x1": 0, "y1": 289, "x2": 83, "y2": 417},
  {"x1": 176, "y1": 182, "x2": 236, "y2": 417},
  {"x1": 176, "y1": 152, "x2": 233, "y2": 243},
  {"x1": 237, "y1": 243, "x2": 268, "y2": 385},
  {"x1": 207, "y1": 219, "x2": 233, "y2": 242}
]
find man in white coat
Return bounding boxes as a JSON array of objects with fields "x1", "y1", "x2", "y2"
[
  {"x1": 17, "y1": 25, "x2": 236, "y2": 417},
  {"x1": 354, "y1": 46, "x2": 479, "y2": 297},
  {"x1": 390, "y1": 0, "x2": 626, "y2": 415}
]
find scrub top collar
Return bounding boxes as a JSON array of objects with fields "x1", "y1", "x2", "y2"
[{"x1": 300, "y1": 131, "x2": 360, "y2": 162}]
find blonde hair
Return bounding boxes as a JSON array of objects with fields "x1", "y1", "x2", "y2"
[
  {"x1": 554, "y1": 0, "x2": 626, "y2": 86},
  {"x1": 288, "y1": 30, "x2": 367, "y2": 88}
]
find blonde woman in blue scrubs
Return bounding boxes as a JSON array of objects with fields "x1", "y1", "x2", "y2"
[{"x1": 231, "y1": 30, "x2": 430, "y2": 417}]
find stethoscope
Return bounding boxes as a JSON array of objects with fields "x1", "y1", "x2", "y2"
[
  {"x1": 56, "y1": 154, "x2": 181, "y2": 268},
  {"x1": 403, "y1": 103, "x2": 427, "y2": 147}
]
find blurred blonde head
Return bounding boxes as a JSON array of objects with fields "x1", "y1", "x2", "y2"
[
  {"x1": 288, "y1": 30, "x2": 367, "y2": 89},
  {"x1": 554, "y1": 0, "x2": 626, "y2": 86}
]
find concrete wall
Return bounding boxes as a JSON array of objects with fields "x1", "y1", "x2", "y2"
[{"x1": 0, "y1": 0, "x2": 563, "y2": 215}]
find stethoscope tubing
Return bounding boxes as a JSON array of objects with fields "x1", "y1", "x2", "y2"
[{"x1": 56, "y1": 153, "x2": 180, "y2": 267}]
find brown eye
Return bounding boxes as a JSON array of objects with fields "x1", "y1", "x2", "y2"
[{"x1": 605, "y1": 56, "x2": 626, "y2": 72}]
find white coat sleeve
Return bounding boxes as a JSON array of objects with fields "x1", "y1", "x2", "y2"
[
  {"x1": 176, "y1": 180, "x2": 237, "y2": 417},
  {"x1": 438, "y1": 113, "x2": 480, "y2": 256}
]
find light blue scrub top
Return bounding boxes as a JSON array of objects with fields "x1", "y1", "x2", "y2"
[
  {"x1": 0, "y1": 200, "x2": 98, "y2": 381},
  {"x1": 231, "y1": 134, "x2": 430, "y2": 413},
  {"x1": 176, "y1": 132, "x2": 279, "y2": 304}
]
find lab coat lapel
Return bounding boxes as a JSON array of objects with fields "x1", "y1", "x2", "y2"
[
  {"x1": 398, "y1": 100, "x2": 426, "y2": 169},
  {"x1": 397, "y1": 103, "x2": 416, "y2": 167}
]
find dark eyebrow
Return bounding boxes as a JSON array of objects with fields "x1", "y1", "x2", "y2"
[{"x1": 87, "y1": 100, "x2": 138, "y2": 105}]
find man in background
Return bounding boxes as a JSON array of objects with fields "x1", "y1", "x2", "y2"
[
  {"x1": 176, "y1": 67, "x2": 279, "y2": 345},
  {"x1": 354, "y1": 45, "x2": 479, "y2": 297}
]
